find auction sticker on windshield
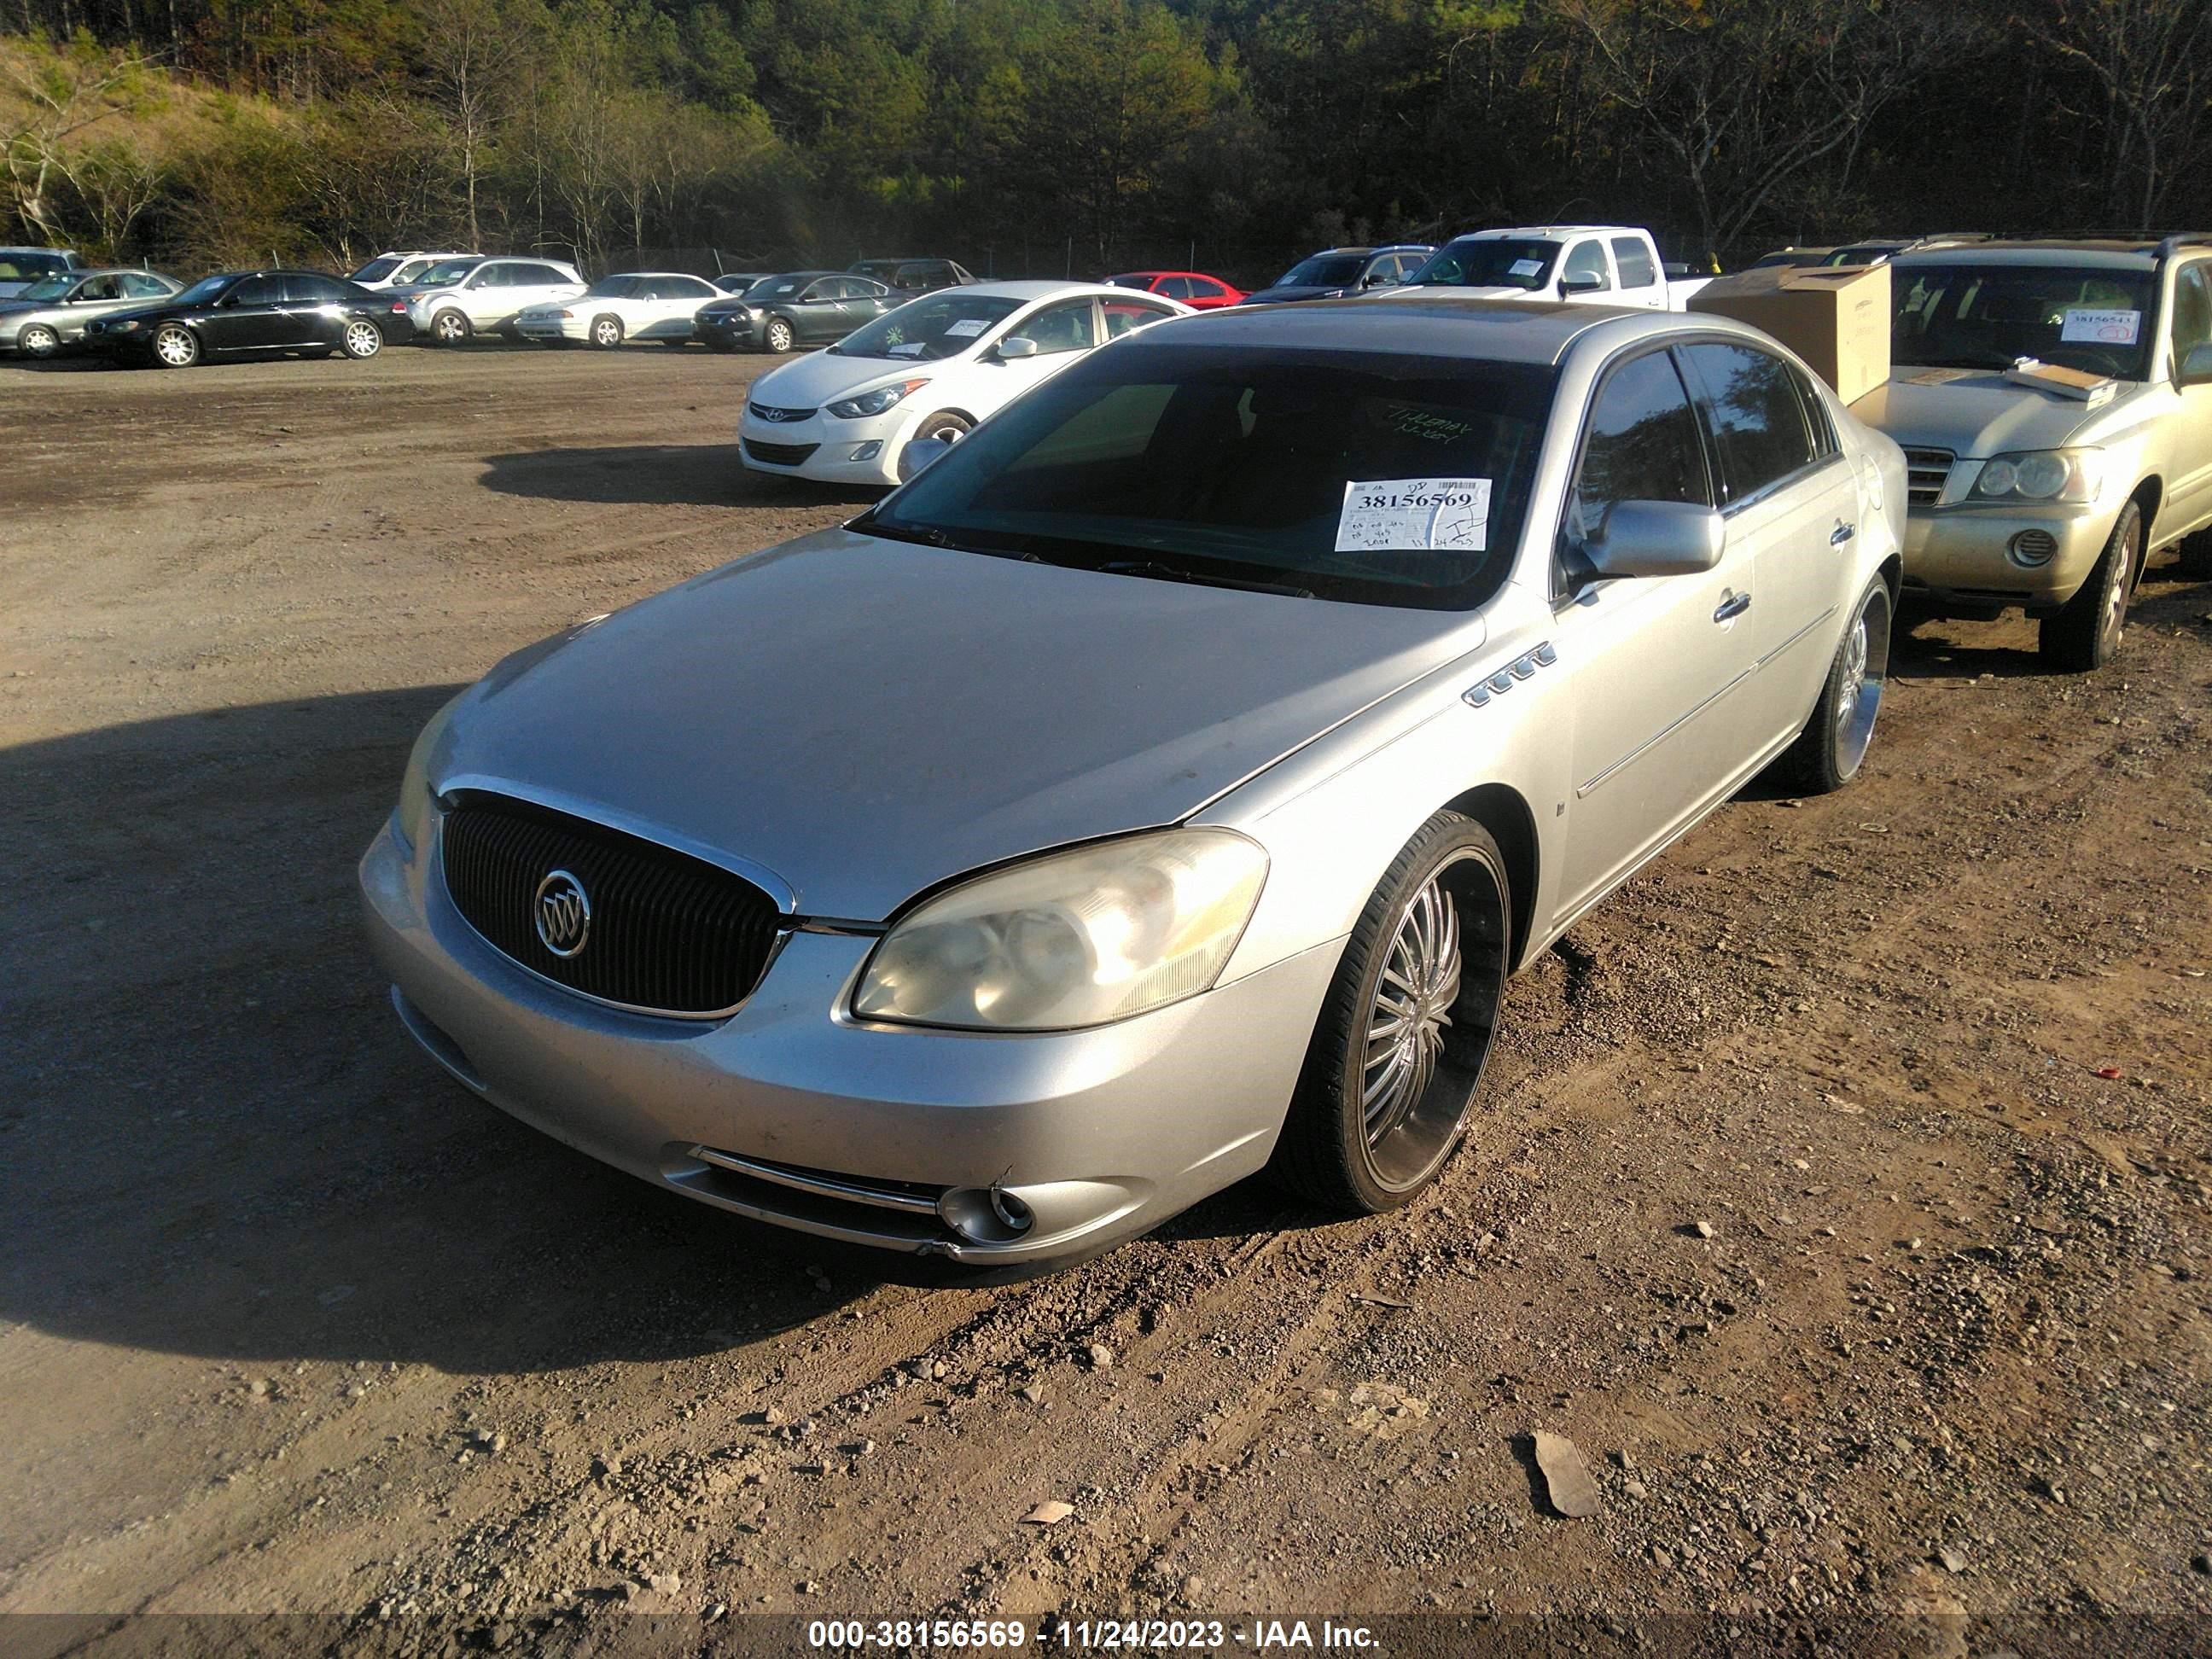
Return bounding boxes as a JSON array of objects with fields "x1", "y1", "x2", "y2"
[
  {"x1": 2060, "y1": 308, "x2": 2139, "y2": 345},
  {"x1": 1510, "y1": 259, "x2": 1544, "y2": 278},
  {"x1": 1336, "y1": 479, "x2": 1492, "y2": 553},
  {"x1": 945, "y1": 317, "x2": 988, "y2": 337}
]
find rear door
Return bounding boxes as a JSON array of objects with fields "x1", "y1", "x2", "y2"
[
  {"x1": 1559, "y1": 239, "x2": 1615, "y2": 303},
  {"x1": 1550, "y1": 344, "x2": 1760, "y2": 917},
  {"x1": 282, "y1": 273, "x2": 355, "y2": 345},
  {"x1": 1678, "y1": 339, "x2": 1860, "y2": 750}
]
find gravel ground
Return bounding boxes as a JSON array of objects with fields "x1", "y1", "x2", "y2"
[{"x1": 2, "y1": 341, "x2": 2208, "y2": 1657}]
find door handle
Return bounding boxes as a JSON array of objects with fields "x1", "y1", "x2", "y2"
[
  {"x1": 1831, "y1": 521, "x2": 1856, "y2": 546},
  {"x1": 1713, "y1": 589, "x2": 1752, "y2": 623}
]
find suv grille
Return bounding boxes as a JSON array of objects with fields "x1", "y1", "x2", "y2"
[
  {"x1": 440, "y1": 795, "x2": 783, "y2": 1017},
  {"x1": 742, "y1": 437, "x2": 819, "y2": 467},
  {"x1": 1903, "y1": 446, "x2": 1954, "y2": 507}
]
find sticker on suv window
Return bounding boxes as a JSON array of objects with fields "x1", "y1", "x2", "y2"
[
  {"x1": 1509, "y1": 259, "x2": 1544, "y2": 278},
  {"x1": 2060, "y1": 308, "x2": 2140, "y2": 345},
  {"x1": 1336, "y1": 480, "x2": 1492, "y2": 554},
  {"x1": 943, "y1": 317, "x2": 988, "y2": 337}
]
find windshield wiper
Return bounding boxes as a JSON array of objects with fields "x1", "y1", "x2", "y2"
[
  {"x1": 856, "y1": 517, "x2": 952, "y2": 548},
  {"x1": 1096, "y1": 559, "x2": 1316, "y2": 599}
]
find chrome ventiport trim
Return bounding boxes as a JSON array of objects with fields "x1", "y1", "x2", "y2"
[
  {"x1": 690, "y1": 1146, "x2": 942, "y2": 1214},
  {"x1": 1463, "y1": 641, "x2": 1557, "y2": 708}
]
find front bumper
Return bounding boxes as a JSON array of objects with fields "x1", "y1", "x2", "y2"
[
  {"x1": 517, "y1": 316, "x2": 586, "y2": 342},
  {"x1": 737, "y1": 409, "x2": 908, "y2": 487},
  {"x1": 697, "y1": 313, "x2": 763, "y2": 349},
  {"x1": 1901, "y1": 503, "x2": 2114, "y2": 611},
  {"x1": 358, "y1": 817, "x2": 1330, "y2": 1264}
]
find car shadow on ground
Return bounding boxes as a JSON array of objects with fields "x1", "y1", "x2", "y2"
[
  {"x1": 0, "y1": 687, "x2": 1294, "y2": 1371},
  {"x1": 1890, "y1": 558, "x2": 2207, "y2": 682},
  {"x1": 480, "y1": 444, "x2": 884, "y2": 510}
]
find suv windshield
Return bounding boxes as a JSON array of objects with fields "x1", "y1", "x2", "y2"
[
  {"x1": 833, "y1": 294, "x2": 1022, "y2": 360},
  {"x1": 1406, "y1": 240, "x2": 1560, "y2": 291},
  {"x1": 1276, "y1": 254, "x2": 1366, "y2": 288},
  {"x1": 351, "y1": 257, "x2": 402, "y2": 282},
  {"x1": 414, "y1": 259, "x2": 480, "y2": 288},
  {"x1": 863, "y1": 344, "x2": 1555, "y2": 609},
  {"x1": 1894, "y1": 263, "x2": 2158, "y2": 379}
]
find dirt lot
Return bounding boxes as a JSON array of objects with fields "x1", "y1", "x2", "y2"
[{"x1": 3, "y1": 341, "x2": 2209, "y2": 1655}]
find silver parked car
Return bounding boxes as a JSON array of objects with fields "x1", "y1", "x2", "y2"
[
  {"x1": 0, "y1": 267, "x2": 181, "y2": 358},
  {"x1": 360, "y1": 299, "x2": 1905, "y2": 1266}
]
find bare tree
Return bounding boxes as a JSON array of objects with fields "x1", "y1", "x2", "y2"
[
  {"x1": 55, "y1": 134, "x2": 167, "y2": 255},
  {"x1": 2045, "y1": 0, "x2": 2212, "y2": 228},
  {"x1": 1551, "y1": 0, "x2": 1995, "y2": 258},
  {"x1": 1, "y1": 32, "x2": 162, "y2": 246},
  {"x1": 416, "y1": 0, "x2": 532, "y2": 247}
]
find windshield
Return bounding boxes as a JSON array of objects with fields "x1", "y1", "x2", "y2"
[
  {"x1": 583, "y1": 276, "x2": 635, "y2": 297},
  {"x1": 1894, "y1": 263, "x2": 2158, "y2": 379},
  {"x1": 351, "y1": 257, "x2": 401, "y2": 282},
  {"x1": 414, "y1": 259, "x2": 480, "y2": 288},
  {"x1": 1406, "y1": 240, "x2": 1559, "y2": 291},
  {"x1": 1108, "y1": 275, "x2": 1153, "y2": 289},
  {"x1": 0, "y1": 252, "x2": 70, "y2": 282},
  {"x1": 17, "y1": 274, "x2": 75, "y2": 301},
  {"x1": 174, "y1": 274, "x2": 235, "y2": 306},
  {"x1": 834, "y1": 293, "x2": 1022, "y2": 360},
  {"x1": 746, "y1": 274, "x2": 812, "y2": 302},
  {"x1": 1275, "y1": 254, "x2": 1366, "y2": 289},
  {"x1": 863, "y1": 344, "x2": 1554, "y2": 609}
]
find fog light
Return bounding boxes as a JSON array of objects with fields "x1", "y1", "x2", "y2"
[
  {"x1": 850, "y1": 441, "x2": 882, "y2": 463},
  {"x1": 937, "y1": 1183, "x2": 1034, "y2": 1244},
  {"x1": 2009, "y1": 528, "x2": 2058, "y2": 567}
]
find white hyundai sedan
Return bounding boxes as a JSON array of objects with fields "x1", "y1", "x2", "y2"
[
  {"x1": 737, "y1": 281, "x2": 1191, "y2": 487},
  {"x1": 515, "y1": 271, "x2": 725, "y2": 349}
]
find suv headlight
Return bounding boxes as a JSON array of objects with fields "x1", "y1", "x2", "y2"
[
  {"x1": 828, "y1": 379, "x2": 928, "y2": 420},
  {"x1": 394, "y1": 692, "x2": 465, "y2": 856},
  {"x1": 853, "y1": 830, "x2": 1268, "y2": 1031},
  {"x1": 1970, "y1": 449, "x2": 2101, "y2": 504}
]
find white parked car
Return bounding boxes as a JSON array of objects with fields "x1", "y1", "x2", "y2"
[
  {"x1": 737, "y1": 281, "x2": 1191, "y2": 487},
  {"x1": 515, "y1": 271, "x2": 726, "y2": 348},
  {"x1": 1394, "y1": 227, "x2": 1710, "y2": 310},
  {"x1": 390, "y1": 256, "x2": 587, "y2": 344},
  {"x1": 348, "y1": 250, "x2": 473, "y2": 291}
]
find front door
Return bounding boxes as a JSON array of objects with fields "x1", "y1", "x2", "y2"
[
  {"x1": 2163, "y1": 260, "x2": 2212, "y2": 538},
  {"x1": 1550, "y1": 345, "x2": 1759, "y2": 920},
  {"x1": 204, "y1": 274, "x2": 301, "y2": 352}
]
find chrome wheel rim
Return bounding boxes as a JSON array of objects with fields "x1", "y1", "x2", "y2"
[
  {"x1": 154, "y1": 327, "x2": 194, "y2": 366},
  {"x1": 2102, "y1": 529, "x2": 2135, "y2": 653},
  {"x1": 1356, "y1": 849, "x2": 1507, "y2": 1192},
  {"x1": 435, "y1": 313, "x2": 464, "y2": 341},
  {"x1": 345, "y1": 322, "x2": 379, "y2": 356},
  {"x1": 1831, "y1": 585, "x2": 1889, "y2": 777},
  {"x1": 767, "y1": 323, "x2": 790, "y2": 350},
  {"x1": 22, "y1": 325, "x2": 56, "y2": 357},
  {"x1": 594, "y1": 319, "x2": 619, "y2": 346}
]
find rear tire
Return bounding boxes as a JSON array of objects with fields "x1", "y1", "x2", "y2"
[
  {"x1": 1269, "y1": 811, "x2": 1511, "y2": 1214},
  {"x1": 2040, "y1": 499, "x2": 2140, "y2": 672},
  {"x1": 341, "y1": 320, "x2": 382, "y2": 359},
  {"x1": 1776, "y1": 574, "x2": 1891, "y2": 794}
]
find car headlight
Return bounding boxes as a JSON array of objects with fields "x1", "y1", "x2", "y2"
[
  {"x1": 1970, "y1": 449, "x2": 2100, "y2": 504},
  {"x1": 853, "y1": 829, "x2": 1268, "y2": 1031},
  {"x1": 108, "y1": 317, "x2": 143, "y2": 332},
  {"x1": 394, "y1": 692, "x2": 465, "y2": 856},
  {"x1": 827, "y1": 378, "x2": 928, "y2": 420}
]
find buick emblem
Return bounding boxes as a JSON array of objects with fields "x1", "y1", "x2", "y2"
[{"x1": 533, "y1": 869, "x2": 591, "y2": 958}]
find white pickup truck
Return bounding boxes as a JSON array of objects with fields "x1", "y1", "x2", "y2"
[{"x1": 1386, "y1": 225, "x2": 1711, "y2": 310}]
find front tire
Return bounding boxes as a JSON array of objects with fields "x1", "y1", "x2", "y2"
[
  {"x1": 152, "y1": 323, "x2": 200, "y2": 369},
  {"x1": 590, "y1": 313, "x2": 624, "y2": 349},
  {"x1": 341, "y1": 320, "x2": 382, "y2": 359},
  {"x1": 1270, "y1": 812, "x2": 1511, "y2": 1214},
  {"x1": 2040, "y1": 499, "x2": 2140, "y2": 671},
  {"x1": 430, "y1": 309, "x2": 471, "y2": 346},
  {"x1": 762, "y1": 316, "x2": 795, "y2": 354},
  {"x1": 19, "y1": 323, "x2": 60, "y2": 358},
  {"x1": 1777, "y1": 574, "x2": 1892, "y2": 794}
]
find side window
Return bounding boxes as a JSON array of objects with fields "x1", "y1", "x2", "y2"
[
  {"x1": 1610, "y1": 236, "x2": 1658, "y2": 288},
  {"x1": 465, "y1": 264, "x2": 504, "y2": 288},
  {"x1": 1563, "y1": 241, "x2": 1610, "y2": 290},
  {"x1": 77, "y1": 275, "x2": 121, "y2": 301},
  {"x1": 1157, "y1": 276, "x2": 1196, "y2": 300},
  {"x1": 397, "y1": 259, "x2": 435, "y2": 283},
  {"x1": 800, "y1": 280, "x2": 832, "y2": 301},
  {"x1": 520, "y1": 264, "x2": 567, "y2": 285},
  {"x1": 1571, "y1": 349, "x2": 1714, "y2": 544},
  {"x1": 122, "y1": 272, "x2": 169, "y2": 298},
  {"x1": 1679, "y1": 341, "x2": 1819, "y2": 504},
  {"x1": 1390, "y1": 254, "x2": 1420, "y2": 278},
  {"x1": 230, "y1": 275, "x2": 285, "y2": 306},
  {"x1": 1102, "y1": 300, "x2": 1177, "y2": 337},
  {"x1": 1009, "y1": 298, "x2": 1097, "y2": 354},
  {"x1": 288, "y1": 275, "x2": 347, "y2": 302},
  {"x1": 2169, "y1": 264, "x2": 2212, "y2": 370},
  {"x1": 1794, "y1": 366, "x2": 1839, "y2": 459},
  {"x1": 673, "y1": 276, "x2": 716, "y2": 299},
  {"x1": 1189, "y1": 277, "x2": 1226, "y2": 300}
]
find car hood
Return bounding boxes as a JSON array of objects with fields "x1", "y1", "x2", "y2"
[
  {"x1": 752, "y1": 349, "x2": 963, "y2": 407},
  {"x1": 0, "y1": 296, "x2": 45, "y2": 317},
  {"x1": 439, "y1": 527, "x2": 1481, "y2": 919},
  {"x1": 1382, "y1": 285, "x2": 1536, "y2": 304},
  {"x1": 1853, "y1": 369, "x2": 2153, "y2": 457},
  {"x1": 1243, "y1": 284, "x2": 1346, "y2": 305}
]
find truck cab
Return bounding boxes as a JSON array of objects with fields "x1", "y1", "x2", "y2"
[{"x1": 1391, "y1": 226, "x2": 1708, "y2": 311}]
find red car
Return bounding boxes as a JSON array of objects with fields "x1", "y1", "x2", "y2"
[{"x1": 1105, "y1": 270, "x2": 1246, "y2": 309}]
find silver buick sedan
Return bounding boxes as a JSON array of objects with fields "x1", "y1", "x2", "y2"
[{"x1": 361, "y1": 298, "x2": 1905, "y2": 1266}]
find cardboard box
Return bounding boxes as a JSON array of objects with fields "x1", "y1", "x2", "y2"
[{"x1": 1688, "y1": 261, "x2": 1891, "y2": 404}]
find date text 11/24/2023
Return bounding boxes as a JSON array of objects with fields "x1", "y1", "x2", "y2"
[{"x1": 805, "y1": 1618, "x2": 1381, "y2": 1650}]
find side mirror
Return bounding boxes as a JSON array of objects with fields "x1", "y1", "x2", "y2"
[
  {"x1": 2177, "y1": 341, "x2": 2212, "y2": 388},
  {"x1": 994, "y1": 335, "x2": 1039, "y2": 360},
  {"x1": 897, "y1": 436, "x2": 954, "y2": 482},
  {"x1": 1360, "y1": 271, "x2": 1390, "y2": 288},
  {"x1": 1559, "y1": 271, "x2": 1608, "y2": 296},
  {"x1": 1580, "y1": 499, "x2": 1726, "y2": 579}
]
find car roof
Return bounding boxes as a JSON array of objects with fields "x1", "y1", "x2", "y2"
[
  {"x1": 607, "y1": 271, "x2": 712, "y2": 280},
  {"x1": 941, "y1": 280, "x2": 1150, "y2": 302},
  {"x1": 1456, "y1": 225, "x2": 1644, "y2": 240},
  {"x1": 1131, "y1": 294, "x2": 1699, "y2": 364},
  {"x1": 1889, "y1": 239, "x2": 2180, "y2": 269},
  {"x1": 71, "y1": 266, "x2": 172, "y2": 278}
]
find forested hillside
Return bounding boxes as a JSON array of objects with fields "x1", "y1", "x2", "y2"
[{"x1": 4, "y1": 0, "x2": 2209, "y2": 282}]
